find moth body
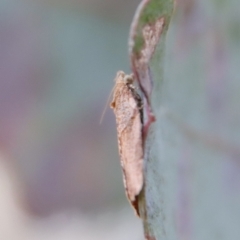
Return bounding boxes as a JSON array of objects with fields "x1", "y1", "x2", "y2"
[{"x1": 111, "y1": 71, "x2": 144, "y2": 215}]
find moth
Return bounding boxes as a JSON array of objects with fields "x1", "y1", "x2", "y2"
[{"x1": 110, "y1": 71, "x2": 144, "y2": 215}]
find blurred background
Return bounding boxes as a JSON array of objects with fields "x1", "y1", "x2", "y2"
[{"x1": 0, "y1": 0, "x2": 239, "y2": 239}]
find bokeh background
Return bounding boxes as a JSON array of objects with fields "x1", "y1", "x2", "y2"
[{"x1": 0, "y1": 0, "x2": 239, "y2": 239}]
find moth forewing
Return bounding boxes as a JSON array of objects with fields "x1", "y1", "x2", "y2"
[{"x1": 110, "y1": 71, "x2": 144, "y2": 215}]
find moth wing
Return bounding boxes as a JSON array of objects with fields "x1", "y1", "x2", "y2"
[
  {"x1": 119, "y1": 101, "x2": 143, "y2": 202},
  {"x1": 111, "y1": 79, "x2": 143, "y2": 215}
]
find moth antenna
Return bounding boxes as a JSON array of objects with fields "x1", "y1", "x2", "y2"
[
  {"x1": 100, "y1": 71, "x2": 126, "y2": 124},
  {"x1": 99, "y1": 84, "x2": 116, "y2": 124}
]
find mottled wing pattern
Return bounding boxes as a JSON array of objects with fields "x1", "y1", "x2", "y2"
[{"x1": 111, "y1": 71, "x2": 143, "y2": 215}]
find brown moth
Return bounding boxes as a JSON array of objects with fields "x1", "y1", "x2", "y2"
[{"x1": 110, "y1": 71, "x2": 144, "y2": 215}]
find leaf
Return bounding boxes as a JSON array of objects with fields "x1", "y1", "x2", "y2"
[{"x1": 128, "y1": 0, "x2": 174, "y2": 239}]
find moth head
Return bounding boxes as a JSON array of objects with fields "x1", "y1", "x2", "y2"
[{"x1": 115, "y1": 71, "x2": 134, "y2": 85}]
